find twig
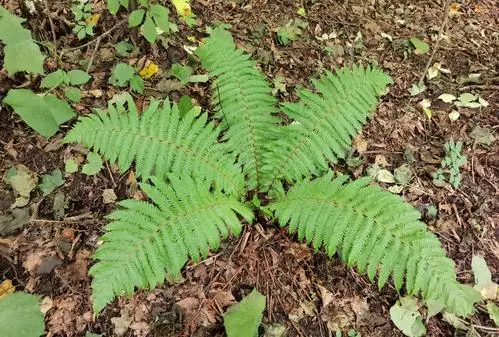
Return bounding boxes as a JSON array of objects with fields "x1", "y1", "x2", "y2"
[
  {"x1": 471, "y1": 324, "x2": 499, "y2": 333},
  {"x1": 418, "y1": 0, "x2": 452, "y2": 85},
  {"x1": 60, "y1": 18, "x2": 127, "y2": 57},
  {"x1": 43, "y1": 0, "x2": 57, "y2": 53},
  {"x1": 459, "y1": 84, "x2": 499, "y2": 92},
  {"x1": 86, "y1": 36, "x2": 101, "y2": 73},
  {"x1": 30, "y1": 212, "x2": 93, "y2": 223}
]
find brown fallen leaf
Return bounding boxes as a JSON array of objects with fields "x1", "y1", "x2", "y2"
[
  {"x1": 317, "y1": 284, "x2": 334, "y2": 309},
  {"x1": 23, "y1": 250, "x2": 47, "y2": 274},
  {"x1": 40, "y1": 296, "x2": 54, "y2": 315},
  {"x1": 37, "y1": 255, "x2": 63, "y2": 275},
  {"x1": 111, "y1": 311, "x2": 133, "y2": 336}
]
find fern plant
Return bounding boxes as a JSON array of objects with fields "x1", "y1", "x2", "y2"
[{"x1": 65, "y1": 28, "x2": 481, "y2": 318}]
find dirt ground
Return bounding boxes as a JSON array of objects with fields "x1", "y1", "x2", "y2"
[{"x1": 0, "y1": 0, "x2": 498, "y2": 336}]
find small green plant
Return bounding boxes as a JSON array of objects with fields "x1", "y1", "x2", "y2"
[
  {"x1": 169, "y1": 63, "x2": 208, "y2": 85},
  {"x1": 3, "y1": 68, "x2": 89, "y2": 138},
  {"x1": 107, "y1": 0, "x2": 178, "y2": 43},
  {"x1": 277, "y1": 19, "x2": 308, "y2": 46},
  {"x1": 108, "y1": 63, "x2": 144, "y2": 93},
  {"x1": 127, "y1": 2, "x2": 173, "y2": 44},
  {"x1": 65, "y1": 28, "x2": 481, "y2": 324},
  {"x1": 41, "y1": 69, "x2": 92, "y2": 103},
  {"x1": 433, "y1": 139, "x2": 467, "y2": 189},
  {"x1": 3, "y1": 89, "x2": 76, "y2": 138},
  {"x1": 114, "y1": 40, "x2": 134, "y2": 56},
  {"x1": 71, "y1": 1, "x2": 97, "y2": 40}
]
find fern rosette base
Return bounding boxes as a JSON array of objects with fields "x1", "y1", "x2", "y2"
[{"x1": 65, "y1": 28, "x2": 480, "y2": 320}]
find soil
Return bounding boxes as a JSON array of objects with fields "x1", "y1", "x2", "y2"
[{"x1": 0, "y1": 0, "x2": 498, "y2": 336}]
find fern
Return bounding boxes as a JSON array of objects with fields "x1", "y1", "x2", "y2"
[
  {"x1": 66, "y1": 29, "x2": 481, "y2": 320},
  {"x1": 64, "y1": 96, "x2": 244, "y2": 196},
  {"x1": 196, "y1": 28, "x2": 280, "y2": 191},
  {"x1": 265, "y1": 67, "x2": 392, "y2": 192},
  {"x1": 90, "y1": 174, "x2": 254, "y2": 313},
  {"x1": 269, "y1": 174, "x2": 481, "y2": 316}
]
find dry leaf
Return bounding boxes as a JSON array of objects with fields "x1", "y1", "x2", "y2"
[
  {"x1": 103, "y1": 189, "x2": 117, "y2": 204},
  {"x1": 139, "y1": 61, "x2": 159, "y2": 79},
  {"x1": 23, "y1": 250, "x2": 47, "y2": 274},
  {"x1": 111, "y1": 311, "x2": 133, "y2": 336},
  {"x1": 0, "y1": 279, "x2": 15, "y2": 299},
  {"x1": 171, "y1": 0, "x2": 192, "y2": 17},
  {"x1": 86, "y1": 14, "x2": 100, "y2": 25},
  {"x1": 40, "y1": 296, "x2": 54, "y2": 315},
  {"x1": 353, "y1": 134, "x2": 368, "y2": 153},
  {"x1": 375, "y1": 155, "x2": 390, "y2": 167},
  {"x1": 317, "y1": 284, "x2": 334, "y2": 308}
]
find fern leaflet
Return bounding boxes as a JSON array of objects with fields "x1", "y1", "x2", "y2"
[
  {"x1": 196, "y1": 27, "x2": 280, "y2": 191},
  {"x1": 65, "y1": 97, "x2": 244, "y2": 196},
  {"x1": 265, "y1": 66, "x2": 392, "y2": 192},
  {"x1": 90, "y1": 174, "x2": 254, "y2": 313},
  {"x1": 270, "y1": 174, "x2": 481, "y2": 316}
]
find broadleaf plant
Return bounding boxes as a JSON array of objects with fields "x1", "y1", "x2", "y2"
[
  {"x1": 223, "y1": 289, "x2": 266, "y2": 337},
  {"x1": 4, "y1": 89, "x2": 76, "y2": 138},
  {"x1": 65, "y1": 28, "x2": 481, "y2": 318},
  {"x1": 0, "y1": 6, "x2": 45, "y2": 75}
]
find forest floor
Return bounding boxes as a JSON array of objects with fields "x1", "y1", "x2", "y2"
[{"x1": 0, "y1": 0, "x2": 498, "y2": 336}]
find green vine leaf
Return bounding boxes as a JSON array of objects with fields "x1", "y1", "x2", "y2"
[
  {"x1": 0, "y1": 6, "x2": 45, "y2": 75},
  {"x1": 487, "y1": 303, "x2": 499, "y2": 326},
  {"x1": 64, "y1": 87, "x2": 81, "y2": 103},
  {"x1": 109, "y1": 63, "x2": 135, "y2": 87},
  {"x1": 409, "y1": 37, "x2": 429, "y2": 55},
  {"x1": 67, "y1": 70, "x2": 92, "y2": 85},
  {"x1": 0, "y1": 292, "x2": 45, "y2": 337},
  {"x1": 169, "y1": 63, "x2": 192, "y2": 85},
  {"x1": 39, "y1": 170, "x2": 64, "y2": 196},
  {"x1": 82, "y1": 152, "x2": 103, "y2": 176},
  {"x1": 3, "y1": 89, "x2": 76, "y2": 138},
  {"x1": 390, "y1": 296, "x2": 426, "y2": 337},
  {"x1": 41, "y1": 70, "x2": 67, "y2": 89},
  {"x1": 223, "y1": 289, "x2": 266, "y2": 337},
  {"x1": 149, "y1": 4, "x2": 170, "y2": 33},
  {"x1": 141, "y1": 14, "x2": 157, "y2": 43},
  {"x1": 130, "y1": 75, "x2": 144, "y2": 94},
  {"x1": 65, "y1": 159, "x2": 79, "y2": 173},
  {"x1": 128, "y1": 9, "x2": 145, "y2": 27}
]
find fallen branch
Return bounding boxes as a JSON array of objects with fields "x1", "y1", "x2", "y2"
[
  {"x1": 458, "y1": 84, "x2": 499, "y2": 92},
  {"x1": 418, "y1": 0, "x2": 452, "y2": 85}
]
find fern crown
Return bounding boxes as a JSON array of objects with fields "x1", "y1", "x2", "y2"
[{"x1": 65, "y1": 28, "x2": 480, "y2": 317}]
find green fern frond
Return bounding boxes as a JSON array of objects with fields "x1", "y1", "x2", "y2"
[
  {"x1": 270, "y1": 174, "x2": 481, "y2": 316},
  {"x1": 64, "y1": 97, "x2": 244, "y2": 196},
  {"x1": 265, "y1": 66, "x2": 392, "y2": 192},
  {"x1": 90, "y1": 174, "x2": 254, "y2": 313},
  {"x1": 196, "y1": 27, "x2": 280, "y2": 191}
]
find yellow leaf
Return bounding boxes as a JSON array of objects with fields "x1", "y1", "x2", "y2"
[
  {"x1": 139, "y1": 61, "x2": 159, "y2": 79},
  {"x1": 187, "y1": 36, "x2": 197, "y2": 43},
  {"x1": 449, "y1": 3, "x2": 460, "y2": 14},
  {"x1": 0, "y1": 279, "x2": 15, "y2": 300},
  {"x1": 171, "y1": 0, "x2": 192, "y2": 17},
  {"x1": 86, "y1": 14, "x2": 100, "y2": 25}
]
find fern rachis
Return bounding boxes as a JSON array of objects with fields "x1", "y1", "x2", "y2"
[{"x1": 67, "y1": 28, "x2": 481, "y2": 319}]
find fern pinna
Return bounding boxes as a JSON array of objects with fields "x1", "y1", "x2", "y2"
[{"x1": 65, "y1": 28, "x2": 480, "y2": 316}]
